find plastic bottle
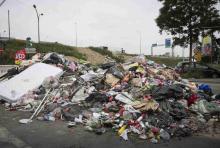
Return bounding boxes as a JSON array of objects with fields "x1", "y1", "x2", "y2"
[
  {"x1": 159, "y1": 129, "x2": 170, "y2": 141},
  {"x1": 118, "y1": 125, "x2": 127, "y2": 135}
]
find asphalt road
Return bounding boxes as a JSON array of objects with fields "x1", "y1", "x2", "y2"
[{"x1": 0, "y1": 79, "x2": 220, "y2": 148}]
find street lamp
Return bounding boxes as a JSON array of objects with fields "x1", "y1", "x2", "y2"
[
  {"x1": 137, "y1": 31, "x2": 142, "y2": 55},
  {"x1": 33, "y1": 4, "x2": 43, "y2": 43}
]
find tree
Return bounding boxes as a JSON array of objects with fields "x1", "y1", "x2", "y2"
[{"x1": 156, "y1": 0, "x2": 220, "y2": 62}]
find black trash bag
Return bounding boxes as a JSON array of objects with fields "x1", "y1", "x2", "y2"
[
  {"x1": 197, "y1": 92, "x2": 212, "y2": 102},
  {"x1": 152, "y1": 86, "x2": 170, "y2": 101},
  {"x1": 85, "y1": 92, "x2": 109, "y2": 103},
  {"x1": 146, "y1": 111, "x2": 174, "y2": 128},
  {"x1": 107, "y1": 66, "x2": 124, "y2": 79},
  {"x1": 94, "y1": 80, "x2": 111, "y2": 91},
  {"x1": 43, "y1": 53, "x2": 63, "y2": 64},
  {"x1": 174, "y1": 127, "x2": 192, "y2": 137},
  {"x1": 7, "y1": 67, "x2": 19, "y2": 76},
  {"x1": 100, "y1": 62, "x2": 115, "y2": 69},
  {"x1": 169, "y1": 84, "x2": 183, "y2": 99},
  {"x1": 61, "y1": 110, "x2": 76, "y2": 121},
  {"x1": 152, "y1": 85, "x2": 183, "y2": 101},
  {"x1": 169, "y1": 102, "x2": 188, "y2": 120},
  {"x1": 215, "y1": 94, "x2": 220, "y2": 100}
]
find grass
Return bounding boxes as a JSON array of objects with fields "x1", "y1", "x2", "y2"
[
  {"x1": 145, "y1": 56, "x2": 182, "y2": 67},
  {"x1": 181, "y1": 70, "x2": 205, "y2": 79},
  {"x1": 207, "y1": 64, "x2": 220, "y2": 70},
  {"x1": 0, "y1": 39, "x2": 86, "y2": 64}
]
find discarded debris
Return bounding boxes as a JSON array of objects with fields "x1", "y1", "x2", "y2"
[{"x1": 0, "y1": 52, "x2": 219, "y2": 143}]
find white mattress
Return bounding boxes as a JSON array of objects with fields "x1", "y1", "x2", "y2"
[{"x1": 0, "y1": 63, "x2": 63, "y2": 102}]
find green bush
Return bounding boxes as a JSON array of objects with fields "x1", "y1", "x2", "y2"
[{"x1": 0, "y1": 49, "x2": 15, "y2": 64}]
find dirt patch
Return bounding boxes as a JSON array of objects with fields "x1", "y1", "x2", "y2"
[
  {"x1": 67, "y1": 48, "x2": 106, "y2": 65},
  {"x1": 65, "y1": 56, "x2": 79, "y2": 62}
]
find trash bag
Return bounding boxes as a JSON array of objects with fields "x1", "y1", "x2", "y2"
[
  {"x1": 108, "y1": 66, "x2": 124, "y2": 79},
  {"x1": 174, "y1": 127, "x2": 191, "y2": 137},
  {"x1": 43, "y1": 53, "x2": 64, "y2": 64},
  {"x1": 169, "y1": 101, "x2": 188, "y2": 120},
  {"x1": 198, "y1": 84, "x2": 213, "y2": 96},
  {"x1": 100, "y1": 62, "x2": 116, "y2": 69},
  {"x1": 85, "y1": 93, "x2": 109, "y2": 103},
  {"x1": 190, "y1": 99, "x2": 220, "y2": 115},
  {"x1": 147, "y1": 111, "x2": 173, "y2": 128}
]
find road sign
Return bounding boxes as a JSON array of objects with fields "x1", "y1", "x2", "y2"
[
  {"x1": 165, "y1": 38, "x2": 171, "y2": 48},
  {"x1": 0, "y1": 47, "x2": 3, "y2": 53},
  {"x1": 202, "y1": 35, "x2": 212, "y2": 56},
  {"x1": 15, "y1": 49, "x2": 26, "y2": 65}
]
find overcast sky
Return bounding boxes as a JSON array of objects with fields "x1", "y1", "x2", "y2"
[{"x1": 0, "y1": 0, "x2": 194, "y2": 56}]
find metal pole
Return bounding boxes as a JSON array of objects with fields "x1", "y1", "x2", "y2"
[
  {"x1": 33, "y1": 5, "x2": 42, "y2": 43},
  {"x1": 75, "y1": 22, "x2": 77, "y2": 47},
  {"x1": 8, "y1": 10, "x2": 10, "y2": 40},
  {"x1": 139, "y1": 32, "x2": 142, "y2": 54},
  {"x1": 38, "y1": 15, "x2": 40, "y2": 43},
  {"x1": 151, "y1": 46, "x2": 153, "y2": 56},
  {"x1": 171, "y1": 46, "x2": 174, "y2": 57}
]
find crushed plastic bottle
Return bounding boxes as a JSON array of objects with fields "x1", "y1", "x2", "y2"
[
  {"x1": 150, "y1": 138, "x2": 158, "y2": 144},
  {"x1": 159, "y1": 129, "x2": 170, "y2": 141}
]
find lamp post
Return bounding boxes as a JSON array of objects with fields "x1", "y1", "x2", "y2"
[
  {"x1": 33, "y1": 4, "x2": 43, "y2": 43},
  {"x1": 137, "y1": 31, "x2": 142, "y2": 55},
  {"x1": 75, "y1": 22, "x2": 78, "y2": 47}
]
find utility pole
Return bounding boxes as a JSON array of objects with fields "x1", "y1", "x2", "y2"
[
  {"x1": 139, "y1": 32, "x2": 142, "y2": 54},
  {"x1": 8, "y1": 10, "x2": 11, "y2": 40},
  {"x1": 33, "y1": 4, "x2": 43, "y2": 43},
  {"x1": 75, "y1": 22, "x2": 78, "y2": 47},
  {"x1": 171, "y1": 46, "x2": 174, "y2": 57}
]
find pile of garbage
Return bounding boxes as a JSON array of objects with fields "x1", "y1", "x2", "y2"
[{"x1": 0, "y1": 53, "x2": 219, "y2": 143}]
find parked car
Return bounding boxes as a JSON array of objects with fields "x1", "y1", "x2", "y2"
[{"x1": 175, "y1": 61, "x2": 220, "y2": 78}]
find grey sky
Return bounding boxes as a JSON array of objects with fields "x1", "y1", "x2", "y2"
[{"x1": 1, "y1": 0, "x2": 189, "y2": 56}]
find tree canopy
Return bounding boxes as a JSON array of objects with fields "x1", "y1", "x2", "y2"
[{"x1": 156, "y1": 0, "x2": 220, "y2": 61}]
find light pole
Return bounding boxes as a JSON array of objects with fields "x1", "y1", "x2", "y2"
[
  {"x1": 33, "y1": 4, "x2": 43, "y2": 43},
  {"x1": 137, "y1": 31, "x2": 142, "y2": 54},
  {"x1": 75, "y1": 22, "x2": 78, "y2": 47}
]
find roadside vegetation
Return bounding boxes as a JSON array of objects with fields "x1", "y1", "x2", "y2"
[
  {"x1": 145, "y1": 56, "x2": 182, "y2": 67},
  {"x1": 0, "y1": 39, "x2": 86, "y2": 64}
]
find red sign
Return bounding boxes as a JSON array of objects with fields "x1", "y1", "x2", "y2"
[
  {"x1": 15, "y1": 49, "x2": 26, "y2": 61},
  {"x1": 0, "y1": 48, "x2": 3, "y2": 54}
]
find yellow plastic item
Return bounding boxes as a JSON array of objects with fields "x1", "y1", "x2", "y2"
[{"x1": 118, "y1": 125, "x2": 127, "y2": 135}]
